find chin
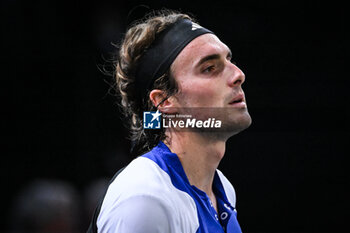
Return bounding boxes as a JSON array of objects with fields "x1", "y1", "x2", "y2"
[{"x1": 222, "y1": 110, "x2": 252, "y2": 135}]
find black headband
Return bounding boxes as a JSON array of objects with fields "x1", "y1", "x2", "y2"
[{"x1": 134, "y1": 18, "x2": 213, "y2": 103}]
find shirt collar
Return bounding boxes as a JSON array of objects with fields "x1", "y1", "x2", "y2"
[{"x1": 154, "y1": 141, "x2": 231, "y2": 205}]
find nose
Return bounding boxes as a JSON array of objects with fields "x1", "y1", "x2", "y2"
[{"x1": 227, "y1": 63, "x2": 245, "y2": 87}]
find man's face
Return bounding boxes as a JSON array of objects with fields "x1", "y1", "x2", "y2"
[{"x1": 170, "y1": 34, "x2": 252, "y2": 135}]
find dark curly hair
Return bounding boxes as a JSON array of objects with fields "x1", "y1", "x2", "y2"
[{"x1": 114, "y1": 10, "x2": 195, "y2": 156}]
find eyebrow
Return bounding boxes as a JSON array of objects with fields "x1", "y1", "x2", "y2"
[{"x1": 196, "y1": 49, "x2": 233, "y2": 67}]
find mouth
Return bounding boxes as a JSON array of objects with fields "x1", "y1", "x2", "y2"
[{"x1": 228, "y1": 93, "x2": 246, "y2": 108}]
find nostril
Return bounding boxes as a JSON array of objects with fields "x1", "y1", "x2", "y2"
[
  {"x1": 233, "y1": 79, "x2": 242, "y2": 85},
  {"x1": 229, "y1": 69, "x2": 245, "y2": 87}
]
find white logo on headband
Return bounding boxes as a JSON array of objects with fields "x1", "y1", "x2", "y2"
[{"x1": 191, "y1": 22, "x2": 202, "y2": 31}]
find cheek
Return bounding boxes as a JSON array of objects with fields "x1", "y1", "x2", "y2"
[{"x1": 178, "y1": 79, "x2": 221, "y2": 107}]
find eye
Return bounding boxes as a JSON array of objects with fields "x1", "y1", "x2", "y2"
[
  {"x1": 202, "y1": 65, "x2": 216, "y2": 73},
  {"x1": 227, "y1": 53, "x2": 237, "y2": 65}
]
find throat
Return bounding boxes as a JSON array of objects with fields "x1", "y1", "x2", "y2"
[{"x1": 164, "y1": 131, "x2": 226, "y2": 212}]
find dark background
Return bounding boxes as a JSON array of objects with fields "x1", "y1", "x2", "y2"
[{"x1": 2, "y1": 0, "x2": 348, "y2": 232}]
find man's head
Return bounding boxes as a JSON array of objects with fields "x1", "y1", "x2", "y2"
[
  {"x1": 151, "y1": 33, "x2": 252, "y2": 138},
  {"x1": 115, "y1": 10, "x2": 251, "y2": 154}
]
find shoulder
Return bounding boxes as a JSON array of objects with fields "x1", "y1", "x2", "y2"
[
  {"x1": 216, "y1": 169, "x2": 236, "y2": 207},
  {"x1": 106, "y1": 157, "x2": 168, "y2": 196},
  {"x1": 97, "y1": 193, "x2": 175, "y2": 233},
  {"x1": 97, "y1": 156, "x2": 198, "y2": 233},
  {"x1": 103, "y1": 156, "x2": 190, "y2": 201},
  {"x1": 99, "y1": 157, "x2": 174, "y2": 213}
]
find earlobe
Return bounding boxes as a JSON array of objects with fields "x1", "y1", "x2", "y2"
[{"x1": 159, "y1": 99, "x2": 177, "y2": 114}]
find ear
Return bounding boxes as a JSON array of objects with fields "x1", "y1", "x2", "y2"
[{"x1": 149, "y1": 89, "x2": 177, "y2": 114}]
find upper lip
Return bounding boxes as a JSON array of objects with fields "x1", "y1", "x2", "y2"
[{"x1": 229, "y1": 93, "x2": 244, "y2": 104}]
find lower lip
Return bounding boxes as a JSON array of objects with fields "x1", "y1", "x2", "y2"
[{"x1": 229, "y1": 101, "x2": 247, "y2": 108}]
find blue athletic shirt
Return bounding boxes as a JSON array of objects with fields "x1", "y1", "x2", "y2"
[{"x1": 97, "y1": 141, "x2": 243, "y2": 233}]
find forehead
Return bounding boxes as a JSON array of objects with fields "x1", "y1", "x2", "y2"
[{"x1": 171, "y1": 34, "x2": 229, "y2": 72}]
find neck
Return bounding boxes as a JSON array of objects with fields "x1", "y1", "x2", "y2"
[{"x1": 164, "y1": 130, "x2": 226, "y2": 196}]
